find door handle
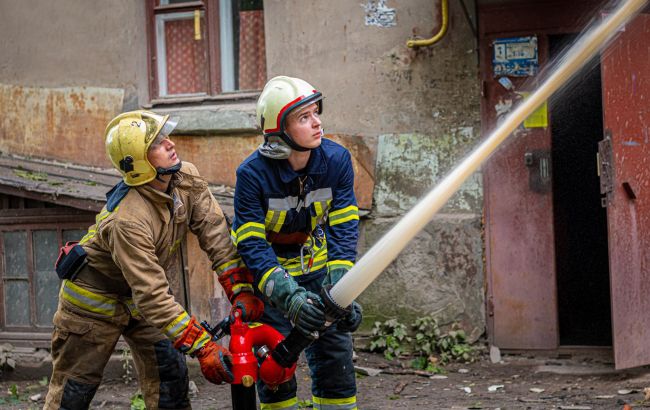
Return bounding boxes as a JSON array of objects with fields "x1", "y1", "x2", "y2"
[{"x1": 598, "y1": 130, "x2": 614, "y2": 207}]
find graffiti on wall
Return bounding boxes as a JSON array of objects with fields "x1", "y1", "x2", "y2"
[{"x1": 362, "y1": 0, "x2": 396, "y2": 28}]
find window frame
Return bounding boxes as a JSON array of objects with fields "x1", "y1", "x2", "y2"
[
  {"x1": 146, "y1": 0, "x2": 222, "y2": 100},
  {"x1": 0, "y1": 209, "x2": 95, "y2": 335}
]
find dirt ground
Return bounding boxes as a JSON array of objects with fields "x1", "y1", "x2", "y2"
[{"x1": 1, "y1": 345, "x2": 650, "y2": 409}]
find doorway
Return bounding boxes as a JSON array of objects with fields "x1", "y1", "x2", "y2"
[{"x1": 549, "y1": 34, "x2": 611, "y2": 346}]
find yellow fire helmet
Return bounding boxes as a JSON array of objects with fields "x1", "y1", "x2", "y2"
[
  {"x1": 256, "y1": 76, "x2": 323, "y2": 152},
  {"x1": 104, "y1": 110, "x2": 178, "y2": 186}
]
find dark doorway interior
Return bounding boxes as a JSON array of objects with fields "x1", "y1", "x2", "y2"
[{"x1": 550, "y1": 35, "x2": 612, "y2": 346}]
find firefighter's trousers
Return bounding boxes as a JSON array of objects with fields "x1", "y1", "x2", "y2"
[
  {"x1": 256, "y1": 276, "x2": 358, "y2": 410},
  {"x1": 44, "y1": 291, "x2": 191, "y2": 410}
]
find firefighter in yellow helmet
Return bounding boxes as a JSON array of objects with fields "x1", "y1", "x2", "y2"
[
  {"x1": 44, "y1": 110, "x2": 264, "y2": 410},
  {"x1": 232, "y1": 76, "x2": 362, "y2": 409}
]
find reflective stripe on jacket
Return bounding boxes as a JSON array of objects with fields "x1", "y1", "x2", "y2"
[{"x1": 232, "y1": 139, "x2": 359, "y2": 287}]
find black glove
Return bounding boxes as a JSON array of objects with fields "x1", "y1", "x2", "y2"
[
  {"x1": 262, "y1": 267, "x2": 326, "y2": 337},
  {"x1": 287, "y1": 290, "x2": 326, "y2": 337},
  {"x1": 336, "y1": 301, "x2": 363, "y2": 333}
]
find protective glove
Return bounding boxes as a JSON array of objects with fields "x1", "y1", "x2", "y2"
[
  {"x1": 194, "y1": 341, "x2": 234, "y2": 385},
  {"x1": 218, "y1": 267, "x2": 263, "y2": 321},
  {"x1": 322, "y1": 268, "x2": 348, "y2": 288},
  {"x1": 287, "y1": 290, "x2": 326, "y2": 337},
  {"x1": 231, "y1": 291, "x2": 264, "y2": 322},
  {"x1": 336, "y1": 301, "x2": 363, "y2": 333},
  {"x1": 173, "y1": 316, "x2": 234, "y2": 384},
  {"x1": 262, "y1": 267, "x2": 326, "y2": 337}
]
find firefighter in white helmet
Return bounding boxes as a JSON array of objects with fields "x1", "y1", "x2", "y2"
[
  {"x1": 44, "y1": 110, "x2": 264, "y2": 410},
  {"x1": 232, "y1": 76, "x2": 363, "y2": 409}
]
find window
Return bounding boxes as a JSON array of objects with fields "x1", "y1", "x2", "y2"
[
  {"x1": 147, "y1": 0, "x2": 266, "y2": 100},
  {"x1": 0, "y1": 194, "x2": 94, "y2": 335}
]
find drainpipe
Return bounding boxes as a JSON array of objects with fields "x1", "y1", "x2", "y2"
[{"x1": 407, "y1": 0, "x2": 449, "y2": 48}]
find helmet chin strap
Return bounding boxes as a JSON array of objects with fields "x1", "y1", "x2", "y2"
[
  {"x1": 279, "y1": 128, "x2": 325, "y2": 153},
  {"x1": 155, "y1": 161, "x2": 182, "y2": 182},
  {"x1": 279, "y1": 132, "x2": 311, "y2": 152}
]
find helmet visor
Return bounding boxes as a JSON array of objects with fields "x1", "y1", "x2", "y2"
[{"x1": 160, "y1": 116, "x2": 179, "y2": 137}]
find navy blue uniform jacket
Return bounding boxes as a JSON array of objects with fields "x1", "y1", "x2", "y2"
[{"x1": 232, "y1": 138, "x2": 359, "y2": 290}]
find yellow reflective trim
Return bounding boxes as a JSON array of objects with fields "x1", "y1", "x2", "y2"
[
  {"x1": 275, "y1": 211, "x2": 287, "y2": 232},
  {"x1": 314, "y1": 201, "x2": 324, "y2": 215},
  {"x1": 187, "y1": 331, "x2": 210, "y2": 355},
  {"x1": 164, "y1": 312, "x2": 190, "y2": 339},
  {"x1": 233, "y1": 222, "x2": 267, "y2": 245},
  {"x1": 275, "y1": 238, "x2": 329, "y2": 276},
  {"x1": 260, "y1": 397, "x2": 298, "y2": 410},
  {"x1": 329, "y1": 213, "x2": 359, "y2": 227},
  {"x1": 312, "y1": 395, "x2": 357, "y2": 409},
  {"x1": 265, "y1": 210, "x2": 275, "y2": 226},
  {"x1": 329, "y1": 205, "x2": 357, "y2": 219},
  {"x1": 247, "y1": 322, "x2": 263, "y2": 328},
  {"x1": 280, "y1": 254, "x2": 328, "y2": 277},
  {"x1": 329, "y1": 205, "x2": 359, "y2": 226},
  {"x1": 60, "y1": 280, "x2": 117, "y2": 316},
  {"x1": 215, "y1": 257, "x2": 242, "y2": 275},
  {"x1": 169, "y1": 238, "x2": 182, "y2": 255},
  {"x1": 265, "y1": 210, "x2": 287, "y2": 233},
  {"x1": 96, "y1": 206, "x2": 118, "y2": 223},
  {"x1": 258, "y1": 266, "x2": 280, "y2": 292},
  {"x1": 78, "y1": 206, "x2": 120, "y2": 244},
  {"x1": 327, "y1": 260, "x2": 354, "y2": 270},
  {"x1": 232, "y1": 283, "x2": 253, "y2": 294},
  {"x1": 288, "y1": 262, "x2": 327, "y2": 276},
  {"x1": 235, "y1": 222, "x2": 265, "y2": 236},
  {"x1": 79, "y1": 229, "x2": 96, "y2": 245},
  {"x1": 237, "y1": 230, "x2": 267, "y2": 244},
  {"x1": 276, "y1": 244, "x2": 328, "y2": 265},
  {"x1": 312, "y1": 201, "x2": 330, "y2": 229},
  {"x1": 124, "y1": 298, "x2": 140, "y2": 318}
]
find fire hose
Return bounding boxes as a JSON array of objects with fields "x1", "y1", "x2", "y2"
[{"x1": 203, "y1": 0, "x2": 647, "y2": 406}]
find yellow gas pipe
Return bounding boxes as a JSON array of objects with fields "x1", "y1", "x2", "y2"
[{"x1": 407, "y1": 0, "x2": 449, "y2": 48}]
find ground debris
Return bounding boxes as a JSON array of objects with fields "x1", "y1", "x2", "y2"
[
  {"x1": 188, "y1": 380, "x2": 199, "y2": 396},
  {"x1": 430, "y1": 374, "x2": 449, "y2": 379},
  {"x1": 393, "y1": 381, "x2": 408, "y2": 394},
  {"x1": 381, "y1": 368, "x2": 435, "y2": 377},
  {"x1": 558, "y1": 406, "x2": 592, "y2": 410},
  {"x1": 355, "y1": 366, "x2": 382, "y2": 376},
  {"x1": 490, "y1": 345, "x2": 501, "y2": 363},
  {"x1": 488, "y1": 384, "x2": 504, "y2": 392},
  {"x1": 517, "y1": 397, "x2": 547, "y2": 403}
]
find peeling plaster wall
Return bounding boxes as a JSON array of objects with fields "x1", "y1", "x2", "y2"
[
  {"x1": 0, "y1": 84, "x2": 123, "y2": 167},
  {"x1": 0, "y1": 0, "x2": 148, "y2": 165},
  {"x1": 359, "y1": 214, "x2": 484, "y2": 341},
  {"x1": 0, "y1": 0, "x2": 147, "y2": 107},
  {"x1": 265, "y1": 0, "x2": 484, "y2": 336}
]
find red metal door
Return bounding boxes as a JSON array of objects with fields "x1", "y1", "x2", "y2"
[
  {"x1": 600, "y1": 13, "x2": 650, "y2": 370},
  {"x1": 483, "y1": 34, "x2": 559, "y2": 349}
]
